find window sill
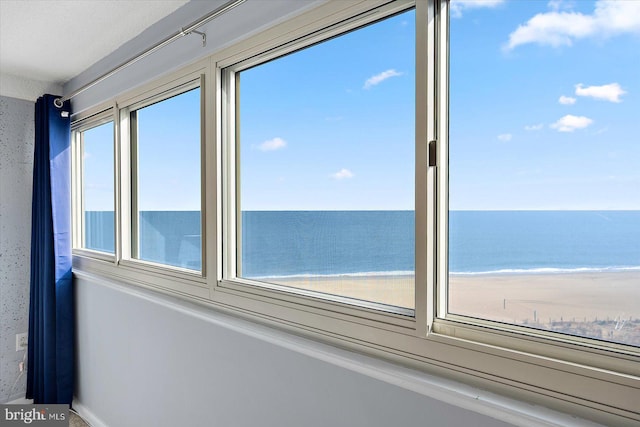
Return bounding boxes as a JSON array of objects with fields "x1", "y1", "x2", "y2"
[
  {"x1": 433, "y1": 316, "x2": 639, "y2": 376},
  {"x1": 74, "y1": 267, "x2": 638, "y2": 426},
  {"x1": 73, "y1": 258, "x2": 640, "y2": 426}
]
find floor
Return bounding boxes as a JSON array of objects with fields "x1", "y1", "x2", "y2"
[{"x1": 70, "y1": 410, "x2": 90, "y2": 427}]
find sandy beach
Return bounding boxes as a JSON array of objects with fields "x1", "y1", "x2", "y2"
[
  {"x1": 448, "y1": 271, "x2": 640, "y2": 325},
  {"x1": 276, "y1": 274, "x2": 416, "y2": 309},
  {"x1": 274, "y1": 271, "x2": 640, "y2": 344}
]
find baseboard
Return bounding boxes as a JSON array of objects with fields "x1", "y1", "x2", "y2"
[
  {"x1": 6, "y1": 397, "x2": 33, "y2": 404},
  {"x1": 72, "y1": 400, "x2": 108, "y2": 427}
]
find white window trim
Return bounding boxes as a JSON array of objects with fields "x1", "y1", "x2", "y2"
[
  {"x1": 217, "y1": 0, "x2": 421, "y2": 329},
  {"x1": 209, "y1": 1, "x2": 638, "y2": 423},
  {"x1": 117, "y1": 63, "x2": 210, "y2": 281},
  {"x1": 69, "y1": 1, "x2": 640, "y2": 425},
  {"x1": 71, "y1": 105, "x2": 117, "y2": 262},
  {"x1": 432, "y1": 0, "x2": 639, "y2": 373}
]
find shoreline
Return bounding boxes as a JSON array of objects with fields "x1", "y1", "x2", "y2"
[
  {"x1": 274, "y1": 270, "x2": 639, "y2": 345},
  {"x1": 445, "y1": 269, "x2": 640, "y2": 278},
  {"x1": 251, "y1": 266, "x2": 640, "y2": 281}
]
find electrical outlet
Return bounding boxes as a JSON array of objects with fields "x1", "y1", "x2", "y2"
[{"x1": 16, "y1": 333, "x2": 28, "y2": 351}]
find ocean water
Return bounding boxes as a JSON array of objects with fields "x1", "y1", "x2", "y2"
[
  {"x1": 85, "y1": 210, "x2": 640, "y2": 276},
  {"x1": 85, "y1": 211, "x2": 201, "y2": 270},
  {"x1": 241, "y1": 211, "x2": 414, "y2": 278},
  {"x1": 449, "y1": 210, "x2": 640, "y2": 274},
  {"x1": 85, "y1": 211, "x2": 115, "y2": 253}
]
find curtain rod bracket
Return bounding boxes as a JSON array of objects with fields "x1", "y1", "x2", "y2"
[
  {"x1": 60, "y1": 0, "x2": 243, "y2": 104},
  {"x1": 190, "y1": 30, "x2": 206, "y2": 47}
]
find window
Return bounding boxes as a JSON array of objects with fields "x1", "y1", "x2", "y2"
[
  {"x1": 129, "y1": 85, "x2": 203, "y2": 272},
  {"x1": 445, "y1": 0, "x2": 640, "y2": 348},
  {"x1": 69, "y1": 1, "x2": 638, "y2": 423},
  {"x1": 229, "y1": 8, "x2": 416, "y2": 312},
  {"x1": 73, "y1": 117, "x2": 115, "y2": 254}
]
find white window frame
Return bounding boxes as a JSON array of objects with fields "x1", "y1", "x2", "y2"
[
  {"x1": 433, "y1": 0, "x2": 640, "y2": 367},
  {"x1": 73, "y1": 60, "x2": 213, "y2": 299},
  {"x1": 121, "y1": 80, "x2": 205, "y2": 276},
  {"x1": 218, "y1": 0, "x2": 423, "y2": 329},
  {"x1": 71, "y1": 105, "x2": 117, "y2": 262},
  {"x1": 70, "y1": 1, "x2": 639, "y2": 425},
  {"x1": 210, "y1": 1, "x2": 638, "y2": 422}
]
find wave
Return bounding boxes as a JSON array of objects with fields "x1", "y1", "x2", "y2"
[
  {"x1": 450, "y1": 266, "x2": 640, "y2": 276},
  {"x1": 248, "y1": 270, "x2": 415, "y2": 280},
  {"x1": 248, "y1": 266, "x2": 640, "y2": 279}
]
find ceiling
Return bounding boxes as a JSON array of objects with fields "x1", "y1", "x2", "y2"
[{"x1": 0, "y1": 0, "x2": 189, "y2": 85}]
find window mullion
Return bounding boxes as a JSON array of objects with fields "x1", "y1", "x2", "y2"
[
  {"x1": 79, "y1": 131, "x2": 86, "y2": 250},
  {"x1": 112, "y1": 101, "x2": 122, "y2": 266},
  {"x1": 221, "y1": 68, "x2": 238, "y2": 281},
  {"x1": 129, "y1": 110, "x2": 140, "y2": 260},
  {"x1": 71, "y1": 130, "x2": 84, "y2": 250},
  {"x1": 119, "y1": 107, "x2": 133, "y2": 263},
  {"x1": 435, "y1": 0, "x2": 449, "y2": 322},
  {"x1": 414, "y1": 0, "x2": 435, "y2": 336}
]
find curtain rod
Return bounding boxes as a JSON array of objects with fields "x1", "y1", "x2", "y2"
[{"x1": 54, "y1": 0, "x2": 245, "y2": 108}]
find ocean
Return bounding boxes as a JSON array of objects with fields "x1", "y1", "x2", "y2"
[
  {"x1": 85, "y1": 210, "x2": 640, "y2": 276},
  {"x1": 449, "y1": 210, "x2": 640, "y2": 275}
]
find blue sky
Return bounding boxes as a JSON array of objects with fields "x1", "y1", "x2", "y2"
[
  {"x1": 449, "y1": 0, "x2": 640, "y2": 210},
  {"x1": 136, "y1": 88, "x2": 201, "y2": 211},
  {"x1": 240, "y1": 9, "x2": 415, "y2": 211},
  {"x1": 84, "y1": 0, "x2": 639, "y2": 212},
  {"x1": 83, "y1": 89, "x2": 201, "y2": 211},
  {"x1": 82, "y1": 121, "x2": 114, "y2": 211}
]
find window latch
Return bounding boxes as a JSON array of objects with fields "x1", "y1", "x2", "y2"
[{"x1": 428, "y1": 140, "x2": 437, "y2": 167}]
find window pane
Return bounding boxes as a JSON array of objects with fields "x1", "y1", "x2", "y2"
[
  {"x1": 82, "y1": 121, "x2": 114, "y2": 253},
  {"x1": 132, "y1": 88, "x2": 202, "y2": 271},
  {"x1": 238, "y1": 10, "x2": 415, "y2": 311},
  {"x1": 448, "y1": 1, "x2": 640, "y2": 346}
]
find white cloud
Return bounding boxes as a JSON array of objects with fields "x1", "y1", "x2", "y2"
[
  {"x1": 548, "y1": 0, "x2": 562, "y2": 10},
  {"x1": 258, "y1": 137, "x2": 287, "y2": 151},
  {"x1": 450, "y1": 0, "x2": 505, "y2": 18},
  {"x1": 524, "y1": 123, "x2": 544, "y2": 131},
  {"x1": 558, "y1": 95, "x2": 576, "y2": 105},
  {"x1": 505, "y1": 0, "x2": 640, "y2": 50},
  {"x1": 331, "y1": 168, "x2": 354, "y2": 180},
  {"x1": 575, "y1": 83, "x2": 626, "y2": 103},
  {"x1": 550, "y1": 114, "x2": 593, "y2": 132},
  {"x1": 547, "y1": 0, "x2": 575, "y2": 12},
  {"x1": 363, "y1": 69, "x2": 403, "y2": 89},
  {"x1": 497, "y1": 133, "x2": 512, "y2": 141},
  {"x1": 506, "y1": 12, "x2": 595, "y2": 49}
]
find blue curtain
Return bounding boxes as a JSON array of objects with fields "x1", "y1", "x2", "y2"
[{"x1": 27, "y1": 94, "x2": 74, "y2": 405}]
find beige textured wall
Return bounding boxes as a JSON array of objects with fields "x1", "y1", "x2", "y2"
[{"x1": 0, "y1": 95, "x2": 33, "y2": 402}]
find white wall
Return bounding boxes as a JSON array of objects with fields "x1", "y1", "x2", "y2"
[
  {"x1": 0, "y1": 95, "x2": 33, "y2": 402},
  {"x1": 75, "y1": 274, "x2": 530, "y2": 427}
]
